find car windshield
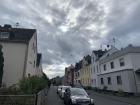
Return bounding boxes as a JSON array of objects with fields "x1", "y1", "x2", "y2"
[{"x1": 71, "y1": 88, "x2": 88, "y2": 96}]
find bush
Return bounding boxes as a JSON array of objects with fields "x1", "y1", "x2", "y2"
[
  {"x1": 116, "y1": 89, "x2": 126, "y2": 97},
  {"x1": 18, "y1": 75, "x2": 49, "y2": 94},
  {"x1": 103, "y1": 86, "x2": 108, "y2": 91},
  {"x1": 84, "y1": 86, "x2": 92, "y2": 90}
]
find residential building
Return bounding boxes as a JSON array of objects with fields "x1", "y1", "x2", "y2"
[
  {"x1": 91, "y1": 50, "x2": 105, "y2": 88},
  {"x1": 80, "y1": 55, "x2": 91, "y2": 87},
  {"x1": 0, "y1": 24, "x2": 38, "y2": 87},
  {"x1": 64, "y1": 65, "x2": 75, "y2": 86},
  {"x1": 74, "y1": 61, "x2": 82, "y2": 86},
  {"x1": 98, "y1": 45, "x2": 140, "y2": 93},
  {"x1": 36, "y1": 53, "x2": 43, "y2": 77}
]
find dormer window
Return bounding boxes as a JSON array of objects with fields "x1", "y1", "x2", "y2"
[{"x1": 0, "y1": 32, "x2": 9, "y2": 39}]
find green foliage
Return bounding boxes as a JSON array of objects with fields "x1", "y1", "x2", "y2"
[
  {"x1": 116, "y1": 89, "x2": 126, "y2": 97},
  {"x1": 103, "y1": 86, "x2": 108, "y2": 91},
  {"x1": 18, "y1": 75, "x2": 49, "y2": 94},
  {"x1": 84, "y1": 86, "x2": 92, "y2": 90},
  {"x1": 0, "y1": 45, "x2": 4, "y2": 87}
]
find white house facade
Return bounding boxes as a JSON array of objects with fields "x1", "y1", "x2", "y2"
[
  {"x1": 91, "y1": 50, "x2": 105, "y2": 88},
  {"x1": 98, "y1": 46, "x2": 140, "y2": 93},
  {"x1": 0, "y1": 24, "x2": 39, "y2": 87}
]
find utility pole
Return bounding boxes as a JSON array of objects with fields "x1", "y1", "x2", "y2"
[{"x1": 113, "y1": 37, "x2": 116, "y2": 47}]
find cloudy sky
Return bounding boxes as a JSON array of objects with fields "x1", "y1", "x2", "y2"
[{"x1": 0, "y1": 0, "x2": 140, "y2": 78}]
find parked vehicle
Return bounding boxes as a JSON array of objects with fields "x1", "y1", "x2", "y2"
[
  {"x1": 64, "y1": 87, "x2": 94, "y2": 105},
  {"x1": 57, "y1": 86, "x2": 63, "y2": 94},
  {"x1": 59, "y1": 86, "x2": 71, "y2": 99}
]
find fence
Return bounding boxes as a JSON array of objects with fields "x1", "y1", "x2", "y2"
[
  {"x1": 0, "y1": 88, "x2": 48, "y2": 105},
  {"x1": 0, "y1": 95, "x2": 36, "y2": 105}
]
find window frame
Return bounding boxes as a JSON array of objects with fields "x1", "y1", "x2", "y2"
[
  {"x1": 0, "y1": 32, "x2": 10, "y2": 39},
  {"x1": 120, "y1": 58, "x2": 125, "y2": 67},
  {"x1": 107, "y1": 77, "x2": 112, "y2": 85},
  {"x1": 117, "y1": 76, "x2": 122, "y2": 85},
  {"x1": 110, "y1": 61, "x2": 114, "y2": 69},
  {"x1": 103, "y1": 64, "x2": 106, "y2": 71},
  {"x1": 101, "y1": 78, "x2": 104, "y2": 85}
]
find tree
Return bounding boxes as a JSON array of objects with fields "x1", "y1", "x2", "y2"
[{"x1": 0, "y1": 45, "x2": 4, "y2": 87}]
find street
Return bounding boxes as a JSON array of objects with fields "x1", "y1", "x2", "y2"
[{"x1": 46, "y1": 86, "x2": 133, "y2": 105}]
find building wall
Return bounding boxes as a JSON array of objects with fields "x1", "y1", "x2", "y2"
[
  {"x1": 98, "y1": 69, "x2": 137, "y2": 93},
  {"x1": 1, "y1": 42, "x2": 27, "y2": 87},
  {"x1": 100, "y1": 54, "x2": 133, "y2": 75},
  {"x1": 80, "y1": 64, "x2": 91, "y2": 87},
  {"x1": 64, "y1": 66, "x2": 74, "y2": 86},
  {"x1": 130, "y1": 53, "x2": 140, "y2": 92},
  {"x1": 36, "y1": 64, "x2": 43, "y2": 77},
  {"x1": 99, "y1": 53, "x2": 140, "y2": 93},
  {"x1": 91, "y1": 53, "x2": 99, "y2": 88},
  {"x1": 25, "y1": 33, "x2": 37, "y2": 77},
  {"x1": 74, "y1": 70, "x2": 80, "y2": 85}
]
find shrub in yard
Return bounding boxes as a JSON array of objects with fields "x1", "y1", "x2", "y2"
[
  {"x1": 85, "y1": 86, "x2": 92, "y2": 90},
  {"x1": 18, "y1": 75, "x2": 49, "y2": 94},
  {"x1": 116, "y1": 89, "x2": 126, "y2": 97},
  {"x1": 93, "y1": 87, "x2": 100, "y2": 92},
  {"x1": 102, "y1": 86, "x2": 108, "y2": 91}
]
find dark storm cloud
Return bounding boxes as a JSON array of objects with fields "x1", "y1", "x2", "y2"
[
  {"x1": 0, "y1": 0, "x2": 140, "y2": 78},
  {"x1": 105, "y1": 0, "x2": 140, "y2": 43}
]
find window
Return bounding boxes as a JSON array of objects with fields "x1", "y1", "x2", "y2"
[
  {"x1": 91, "y1": 79, "x2": 93, "y2": 83},
  {"x1": 78, "y1": 72, "x2": 79, "y2": 76},
  {"x1": 34, "y1": 61, "x2": 35, "y2": 68},
  {"x1": 0, "y1": 32, "x2": 9, "y2": 39},
  {"x1": 104, "y1": 64, "x2": 106, "y2": 71},
  {"x1": 107, "y1": 77, "x2": 111, "y2": 85},
  {"x1": 94, "y1": 79, "x2": 96, "y2": 85},
  {"x1": 110, "y1": 61, "x2": 114, "y2": 69},
  {"x1": 32, "y1": 42, "x2": 36, "y2": 53},
  {"x1": 101, "y1": 78, "x2": 104, "y2": 85},
  {"x1": 117, "y1": 76, "x2": 122, "y2": 85},
  {"x1": 97, "y1": 66, "x2": 99, "y2": 73},
  {"x1": 120, "y1": 58, "x2": 125, "y2": 67},
  {"x1": 93, "y1": 67, "x2": 96, "y2": 73},
  {"x1": 93, "y1": 57, "x2": 94, "y2": 62}
]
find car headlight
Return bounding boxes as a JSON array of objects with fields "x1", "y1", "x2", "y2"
[
  {"x1": 71, "y1": 98, "x2": 77, "y2": 104},
  {"x1": 90, "y1": 99, "x2": 94, "y2": 104}
]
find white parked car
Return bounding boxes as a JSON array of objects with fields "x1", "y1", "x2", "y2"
[
  {"x1": 59, "y1": 86, "x2": 71, "y2": 99},
  {"x1": 57, "y1": 86, "x2": 63, "y2": 95}
]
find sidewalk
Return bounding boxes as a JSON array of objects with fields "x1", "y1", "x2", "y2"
[{"x1": 88, "y1": 90, "x2": 140, "y2": 105}]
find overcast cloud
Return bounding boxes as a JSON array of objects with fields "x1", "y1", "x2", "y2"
[{"x1": 0, "y1": 0, "x2": 140, "y2": 78}]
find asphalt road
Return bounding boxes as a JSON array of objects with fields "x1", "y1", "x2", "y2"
[
  {"x1": 46, "y1": 86, "x2": 132, "y2": 105},
  {"x1": 46, "y1": 86, "x2": 64, "y2": 105}
]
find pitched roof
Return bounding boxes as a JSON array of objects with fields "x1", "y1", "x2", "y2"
[
  {"x1": 0, "y1": 25, "x2": 36, "y2": 43},
  {"x1": 100, "y1": 46, "x2": 140, "y2": 64},
  {"x1": 93, "y1": 50, "x2": 106, "y2": 58}
]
